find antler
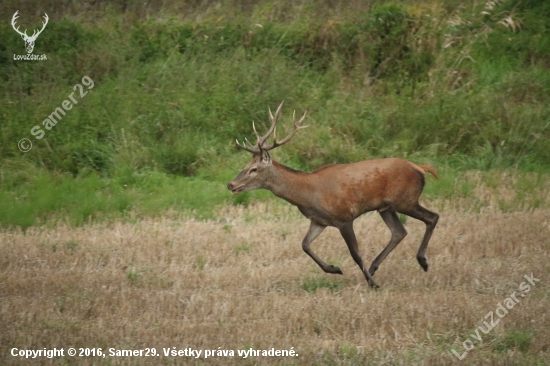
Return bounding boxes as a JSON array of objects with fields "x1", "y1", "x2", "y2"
[
  {"x1": 11, "y1": 11, "x2": 48, "y2": 40},
  {"x1": 235, "y1": 101, "x2": 309, "y2": 154},
  {"x1": 262, "y1": 108, "x2": 308, "y2": 151},
  {"x1": 11, "y1": 11, "x2": 27, "y2": 38},
  {"x1": 31, "y1": 13, "x2": 49, "y2": 39}
]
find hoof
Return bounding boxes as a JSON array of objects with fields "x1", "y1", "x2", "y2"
[
  {"x1": 417, "y1": 256, "x2": 428, "y2": 272},
  {"x1": 368, "y1": 265, "x2": 378, "y2": 276},
  {"x1": 369, "y1": 281, "x2": 380, "y2": 289},
  {"x1": 327, "y1": 265, "x2": 343, "y2": 275}
]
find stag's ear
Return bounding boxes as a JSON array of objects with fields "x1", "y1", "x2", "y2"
[{"x1": 261, "y1": 149, "x2": 271, "y2": 164}]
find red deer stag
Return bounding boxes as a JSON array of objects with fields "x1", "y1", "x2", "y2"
[{"x1": 227, "y1": 102, "x2": 439, "y2": 288}]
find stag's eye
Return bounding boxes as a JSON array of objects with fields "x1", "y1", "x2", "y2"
[{"x1": 249, "y1": 168, "x2": 258, "y2": 174}]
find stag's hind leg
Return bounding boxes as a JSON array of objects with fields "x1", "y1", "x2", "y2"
[
  {"x1": 400, "y1": 204, "x2": 439, "y2": 272},
  {"x1": 368, "y1": 207, "x2": 408, "y2": 276},
  {"x1": 302, "y1": 221, "x2": 343, "y2": 275}
]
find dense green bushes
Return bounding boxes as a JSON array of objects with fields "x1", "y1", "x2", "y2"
[{"x1": 0, "y1": 0, "x2": 549, "y2": 226}]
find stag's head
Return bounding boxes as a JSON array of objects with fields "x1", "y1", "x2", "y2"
[
  {"x1": 12, "y1": 11, "x2": 49, "y2": 54},
  {"x1": 227, "y1": 101, "x2": 308, "y2": 194}
]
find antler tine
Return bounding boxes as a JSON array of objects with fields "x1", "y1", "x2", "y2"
[
  {"x1": 255, "y1": 101, "x2": 284, "y2": 148},
  {"x1": 263, "y1": 109, "x2": 309, "y2": 151},
  {"x1": 235, "y1": 138, "x2": 259, "y2": 154},
  {"x1": 295, "y1": 109, "x2": 309, "y2": 127},
  {"x1": 235, "y1": 119, "x2": 264, "y2": 154},
  {"x1": 244, "y1": 137, "x2": 255, "y2": 148},
  {"x1": 252, "y1": 121, "x2": 261, "y2": 143}
]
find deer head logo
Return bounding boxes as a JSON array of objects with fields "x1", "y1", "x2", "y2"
[{"x1": 11, "y1": 11, "x2": 49, "y2": 54}]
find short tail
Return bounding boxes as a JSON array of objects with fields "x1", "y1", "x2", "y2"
[{"x1": 418, "y1": 165, "x2": 439, "y2": 180}]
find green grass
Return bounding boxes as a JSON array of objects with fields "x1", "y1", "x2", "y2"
[
  {"x1": 233, "y1": 244, "x2": 251, "y2": 256},
  {"x1": 301, "y1": 276, "x2": 343, "y2": 293},
  {"x1": 2, "y1": 148, "x2": 549, "y2": 229},
  {"x1": 494, "y1": 328, "x2": 533, "y2": 353},
  {"x1": 0, "y1": 165, "x2": 232, "y2": 227},
  {"x1": 64, "y1": 241, "x2": 79, "y2": 252},
  {"x1": 126, "y1": 266, "x2": 143, "y2": 284},
  {"x1": 1, "y1": 136, "x2": 549, "y2": 230}
]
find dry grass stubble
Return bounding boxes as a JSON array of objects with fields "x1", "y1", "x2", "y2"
[{"x1": 1, "y1": 201, "x2": 549, "y2": 365}]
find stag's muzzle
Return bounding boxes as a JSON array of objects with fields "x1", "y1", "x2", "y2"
[{"x1": 227, "y1": 182, "x2": 244, "y2": 194}]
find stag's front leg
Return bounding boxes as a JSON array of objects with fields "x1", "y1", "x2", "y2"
[
  {"x1": 339, "y1": 222, "x2": 379, "y2": 288},
  {"x1": 302, "y1": 221, "x2": 343, "y2": 275}
]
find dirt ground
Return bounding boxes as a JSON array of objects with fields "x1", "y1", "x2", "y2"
[{"x1": 1, "y1": 200, "x2": 549, "y2": 365}]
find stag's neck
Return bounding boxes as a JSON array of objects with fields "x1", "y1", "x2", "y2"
[{"x1": 264, "y1": 161, "x2": 313, "y2": 207}]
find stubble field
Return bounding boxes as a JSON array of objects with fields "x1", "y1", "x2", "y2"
[{"x1": 2, "y1": 189, "x2": 550, "y2": 365}]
